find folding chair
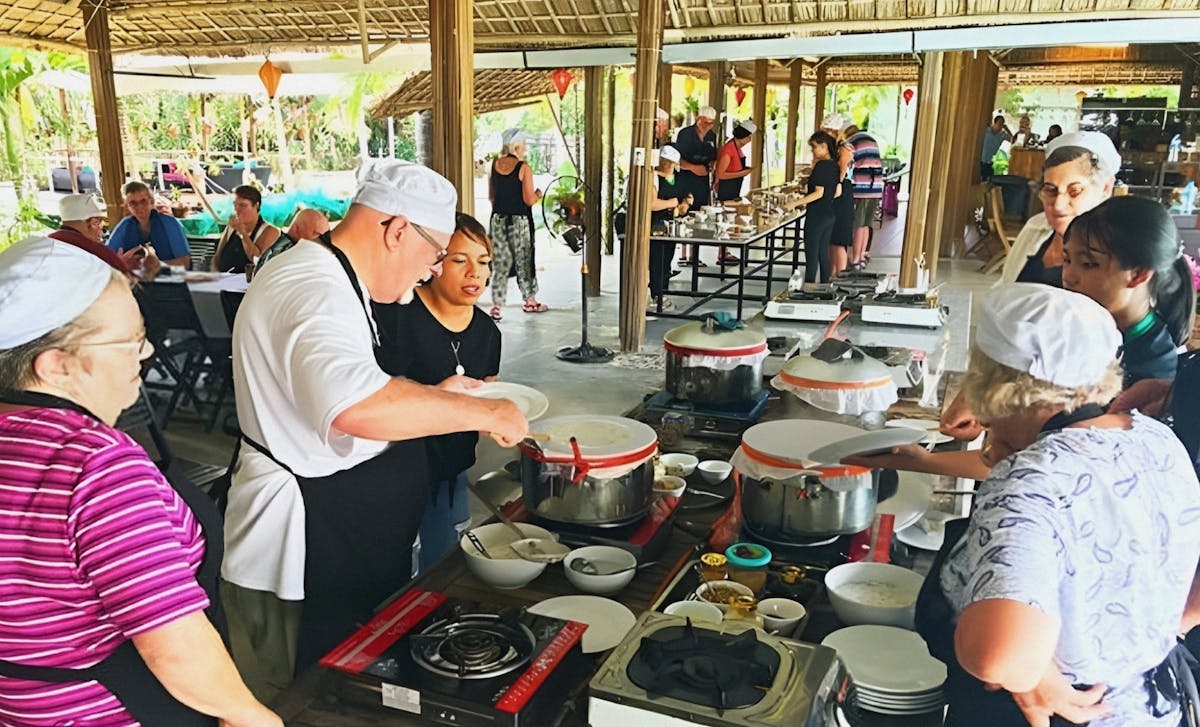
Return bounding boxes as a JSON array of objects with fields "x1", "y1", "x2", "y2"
[
  {"x1": 205, "y1": 289, "x2": 246, "y2": 434},
  {"x1": 115, "y1": 386, "x2": 229, "y2": 496},
  {"x1": 188, "y1": 237, "x2": 218, "y2": 272},
  {"x1": 981, "y1": 186, "x2": 1020, "y2": 275}
]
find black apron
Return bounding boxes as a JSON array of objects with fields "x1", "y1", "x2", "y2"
[
  {"x1": 915, "y1": 403, "x2": 1199, "y2": 727},
  {"x1": 1015, "y1": 233, "x2": 1064, "y2": 288},
  {"x1": 236, "y1": 232, "x2": 428, "y2": 671},
  {"x1": 0, "y1": 390, "x2": 225, "y2": 726},
  {"x1": 715, "y1": 145, "x2": 747, "y2": 202}
]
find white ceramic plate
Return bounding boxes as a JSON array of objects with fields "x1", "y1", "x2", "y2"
[
  {"x1": 807, "y1": 428, "x2": 927, "y2": 465},
  {"x1": 921, "y1": 431, "x2": 955, "y2": 446},
  {"x1": 895, "y1": 511, "x2": 967, "y2": 551},
  {"x1": 741, "y1": 419, "x2": 867, "y2": 467},
  {"x1": 877, "y1": 471, "x2": 935, "y2": 534},
  {"x1": 885, "y1": 418, "x2": 940, "y2": 432},
  {"x1": 467, "y1": 382, "x2": 549, "y2": 421},
  {"x1": 822, "y1": 625, "x2": 947, "y2": 694},
  {"x1": 526, "y1": 595, "x2": 636, "y2": 654}
]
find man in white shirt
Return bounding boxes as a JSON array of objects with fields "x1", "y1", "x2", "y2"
[{"x1": 220, "y1": 160, "x2": 527, "y2": 699}]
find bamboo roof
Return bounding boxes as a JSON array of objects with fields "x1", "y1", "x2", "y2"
[
  {"x1": 3, "y1": 0, "x2": 1200, "y2": 56},
  {"x1": 371, "y1": 67, "x2": 562, "y2": 119}
]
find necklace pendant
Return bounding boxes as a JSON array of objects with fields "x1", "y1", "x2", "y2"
[{"x1": 455, "y1": 364, "x2": 465, "y2": 376}]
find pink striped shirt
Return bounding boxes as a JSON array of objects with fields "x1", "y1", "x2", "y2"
[{"x1": 0, "y1": 407, "x2": 209, "y2": 726}]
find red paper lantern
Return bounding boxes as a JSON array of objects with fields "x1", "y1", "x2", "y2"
[
  {"x1": 551, "y1": 68, "x2": 574, "y2": 99},
  {"x1": 259, "y1": 59, "x2": 283, "y2": 100},
  {"x1": 902, "y1": 87, "x2": 914, "y2": 106},
  {"x1": 734, "y1": 87, "x2": 747, "y2": 107}
]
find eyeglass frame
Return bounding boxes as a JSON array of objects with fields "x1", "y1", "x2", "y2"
[
  {"x1": 74, "y1": 330, "x2": 150, "y2": 357},
  {"x1": 380, "y1": 218, "x2": 449, "y2": 262}
]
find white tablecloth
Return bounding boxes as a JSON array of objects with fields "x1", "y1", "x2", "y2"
[{"x1": 185, "y1": 273, "x2": 249, "y2": 338}]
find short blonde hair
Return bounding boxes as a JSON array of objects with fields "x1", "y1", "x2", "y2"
[{"x1": 961, "y1": 347, "x2": 1123, "y2": 422}]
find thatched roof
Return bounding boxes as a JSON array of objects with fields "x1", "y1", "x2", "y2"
[
  {"x1": 3, "y1": 0, "x2": 1199, "y2": 56},
  {"x1": 371, "y1": 67, "x2": 562, "y2": 118}
]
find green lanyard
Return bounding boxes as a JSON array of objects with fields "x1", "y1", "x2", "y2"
[{"x1": 1124, "y1": 310, "x2": 1159, "y2": 344}]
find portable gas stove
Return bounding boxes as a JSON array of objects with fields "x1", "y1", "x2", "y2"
[
  {"x1": 643, "y1": 389, "x2": 770, "y2": 440},
  {"x1": 321, "y1": 590, "x2": 591, "y2": 726},
  {"x1": 831, "y1": 269, "x2": 893, "y2": 297},
  {"x1": 860, "y1": 291, "x2": 946, "y2": 328},
  {"x1": 534, "y1": 492, "x2": 683, "y2": 561},
  {"x1": 589, "y1": 611, "x2": 843, "y2": 726}
]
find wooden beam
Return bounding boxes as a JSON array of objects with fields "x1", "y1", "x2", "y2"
[
  {"x1": 357, "y1": 0, "x2": 370, "y2": 65},
  {"x1": 429, "y1": 0, "x2": 475, "y2": 215},
  {"x1": 620, "y1": 0, "x2": 667, "y2": 353},
  {"x1": 784, "y1": 61, "x2": 802, "y2": 183},
  {"x1": 813, "y1": 62, "x2": 827, "y2": 135},
  {"x1": 659, "y1": 62, "x2": 673, "y2": 118},
  {"x1": 707, "y1": 61, "x2": 725, "y2": 133},
  {"x1": 585, "y1": 65, "x2": 604, "y2": 297},
  {"x1": 82, "y1": 0, "x2": 127, "y2": 229},
  {"x1": 899, "y1": 51, "x2": 945, "y2": 289},
  {"x1": 750, "y1": 59, "x2": 767, "y2": 189},
  {"x1": 604, "y1": 65, "x2": 616, "y2": 255}
]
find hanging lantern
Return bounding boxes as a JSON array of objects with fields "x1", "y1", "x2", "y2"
[
  {"x1": 735, "y1": 87, "x2": 747, "y2": 107},
  {"x1": 259, "y1": 59, "x2": 283, "y2": 100},
  {"x1": 902, "y1": 88, "x2": 914, "y2": 106},
  {"x1": 683, "y1": 75, "x2": 696, "y2": 97},
  {"x1": 551, "y1": 68, "x2": 574, "y2": 99}
]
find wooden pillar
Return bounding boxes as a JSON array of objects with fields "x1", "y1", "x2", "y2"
[
  {"x1": 429, "y1": 0, "x2": 475, "y2": 215},
  {"x1": 813, "y1": 63, "x2": 827, "y2": 135},
  {"x1": 82, "y1": 0, "x2": 126, "y2": 227},
  {"x1": 1180, "y1": 59, "x2": 1199, "y2": 108},
  {"x1": 899, "y1": 52, "x2": 946, "y2": 289},
  {"x1": 247, "y1": 96, "x2": 257, "y2": 157},
  {"x1": 708, "y1": 61, "x2": 726, "y2": 133},
  {"x1": 584, "y1": 66, "x2": 605, "y2": 297},
  {"x1": 604, "y1": 67, "x2": 616, "y2": 255},
  {"x1": 784, "y1": 62, "x2": 803, "y2": 182},
  {"x1": 659, "y1": 63, "x2": 673, "y2": 120},
  {"x1": 749, "y1": 59, "x2": 768, "y2": 190},
  {"x1": 619, "y1": 0, "x2": 667, "y2": 352}
]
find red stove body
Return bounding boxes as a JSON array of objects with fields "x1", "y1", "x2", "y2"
[{"x1": 321, "y1": 589, "x2": 591, "y2": 726}]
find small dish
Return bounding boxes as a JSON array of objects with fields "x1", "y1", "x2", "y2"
[
  {"x1": 664, "y1": 600, "x2": 723, "y2": 624},
  {"x1": 653, "y1": 475, "x2": 687, "y2": 498},
  {"x1": 660, "y1": 453, "x2": 699, "y2": 477},
  {"x1": 563, "y1": 545, "x2": 638, "y2": 595},
  {"x1": 697, "y1": 460, "x2": 733, "y2": 485},
  {"x1": 694, "y1": 579, "x2": 754, "y2": 612},
  {"x1": 758, "y1": 598, "x2": 808, "y2": 635}
]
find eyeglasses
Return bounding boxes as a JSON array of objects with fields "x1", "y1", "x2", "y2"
[
  {"x1": 76, "y1": 331, "x2": 150, "y2": 356},
  {"x1": 1038, "y1": 182, "x2": 1090, "y2": 201},
  {"x1": 380, "y1": 218, "x2": 448, "y2": 262}
]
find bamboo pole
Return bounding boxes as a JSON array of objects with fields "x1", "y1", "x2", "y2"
[
  {"x1": 585, "y1": 65, "x2": 604, "y2": 297},
  {"x1": 429, "y1": 0, "x2": 475, "y2": 215},
  {"x1": 82, "y1": 0, "x2": 127, "y2": 229},
  {"x1": 619, "y1": 0, "x2": 667, "y2": 353},
  {"x1": 813, "y1": 63, "x2": 827, "y2": 135},
  {"x1": 659, "y1": 62, "x2": 672, "y2": 121},
  {"x1": 784, "y1": 62, "x2": 802, "y2": 183},
  {"x1": 708, "y1": 61, "x2": 726, "y2": 134},
  {"x1": 58, "y1": 89, "x2": 77, "y2": 194},
  {"x1": 899, "y1": 52, "x2": 945, "y2": 289},
  {"x1": 750, "y1": 59, "x2": 768, "y2": 190},
  {"x1": 604, "y1": 66, "x2": 616, "y2": 255}
]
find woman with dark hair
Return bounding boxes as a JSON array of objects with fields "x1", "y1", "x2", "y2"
[
  {"x1": 712, "y1": 120, "x2": 757, "y2": 265},
  {"x1": 797, "y1": 131, "x2": 841, "y2": 283},
  {"x1": 212, "y1": 185, "x2": 281, "y2": 273},
  {"x1": 1063, "y1": 195, "x2": 1195, "y2": 385}
]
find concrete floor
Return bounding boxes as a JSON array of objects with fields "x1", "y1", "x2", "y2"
[{"x1": 161, "y1": 226, "x2": 997, "y2": 525}]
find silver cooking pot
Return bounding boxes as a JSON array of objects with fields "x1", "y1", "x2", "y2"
[
  {"x1": 663, "y1": 321, "x2": 768, "y2": 406},
  {"x1": 740, "y1": 467, "x2": 878, "y2": 539}
]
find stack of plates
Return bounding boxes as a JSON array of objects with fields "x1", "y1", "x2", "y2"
[{"x1": 822, "y1": 625, "x2": 946, "y2": 716}]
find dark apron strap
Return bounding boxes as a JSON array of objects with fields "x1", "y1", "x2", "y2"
[{"x1": 0, "y1": 390, "x2": 223, "y2": 726}]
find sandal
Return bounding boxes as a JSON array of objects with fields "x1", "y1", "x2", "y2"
[
  {"x1": 489, "y1": 306, "x2": 503, "y2": 321},
  {"x1": 523, "y1": 300, "x2": 549, "y2": 313}
]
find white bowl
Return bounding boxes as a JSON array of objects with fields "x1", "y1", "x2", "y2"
[
  {"x1": 664, "y1": 600, "x2": 723, "y2": 624},
  {"x1": 694, "y1": 579, "x2": 754, "y2": 612},
  {"x1": 563, "y1": 545, "x2": 637, "y2": 595},
  {"x1": 758, "y1": 598, "x2": 808, "y2": 635},
  {"x1": 697, "y1": 460, "x2": 733, "y2": 485},
  {"x1": 653, "y1": 475, "x2": 688, "y2": 498},
  {"x1": 824, "y1": 562, "x2": 923, "y2": 629},
  {"x1": 459, "y1": 522, "x2": 552, "y2": 589},
  {"x1": 660, "y1": 453, "x2": 699, "y2": 477}
]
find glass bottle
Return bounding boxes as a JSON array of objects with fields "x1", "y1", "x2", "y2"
[
  {"x1": 724, "y1": 595, "x2": 765, "y2": 628},
  {"x1": 698, "y1": 552, "x2": 728, "y2": 582}
]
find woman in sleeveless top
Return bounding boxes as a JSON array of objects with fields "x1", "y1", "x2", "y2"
[
  {"x1": 488, "y1": 128, "x2": 547, "y2": 321},
  {"x1": 822, "y1": 114, "x2": 856, "y2": 277},
  {"x1": 211, "y1": 185, "x2": 281, "y2": 273},
  {"x1": 713, "y1": 121, "x2": 756, "y2": 266}
]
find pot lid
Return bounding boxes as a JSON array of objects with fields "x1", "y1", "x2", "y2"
[
  {"x1": 741, "y1": 419, "x2": 868, "y2": 467},
  {"x1": 725, "y1": 542, "x2": 772, "y2": 568},
  {"x1": 532, "y1": 415, "x2": 658, "y2": 461},
  {"x1": 779, "y1": 350, "x2": 892, "y2": 387},
  {"x1": 663, "y1": 321, "x2": 767, "y2": 355}
]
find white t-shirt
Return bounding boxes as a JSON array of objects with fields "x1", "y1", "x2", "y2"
[
  {"x1": 997, "y1": 212, "x2": 1054, "y2": 286},
  {"x1": 222, "y1": 240, "x2": 393, "y2": 600}
]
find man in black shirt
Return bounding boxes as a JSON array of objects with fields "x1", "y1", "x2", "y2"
[{"x1": 675, "y1": 105, "x2": 718, "y2": 265}]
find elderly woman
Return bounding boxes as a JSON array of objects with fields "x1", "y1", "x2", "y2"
[
  {"x1": 915, "y1": 284, "x2": 1200, "y2": 727},
  {"x1": 212, "y1": 185, "x2": 281, "y2": 273},
  {"x1": 647, "y1": 145, "x2": 693, "y2": 311},
  {"x1": 488, "y1": 128, "x2": 546, "y2": 320},
  {"x1": 0, "y1": 238, "x2": 278, "y2": 726}
]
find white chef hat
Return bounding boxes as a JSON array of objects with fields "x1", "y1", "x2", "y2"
[
  {"x1": 0, "y1": 236, "x2": 114, "y2": 350},
  {"x1": 1045, "y1": 130, "x2": 1121, "y2": 178},
  {"x1": 656, "y1": 107, "x2": 669, "y2": 121},
  {"x1": 738, "y1": 120, "x2": 758, "y2": 134},
  {"x1": 698, "y1": 106, "x2": 717, "y2": 120},
  {"x1": 353, "y1": 159, "x2": 457, "y2": 235},
  {"x1": 822, "y1": 113, "x2": 848, "y2": 131},
  {"x1": 659, "y1": 145, "x2": 681, "y2": 163},
  {"x1": 974, "y1": 283, "x2": 1120, "y2": 388},
  {"x1": 501, "y1": 128, "x2": 526, "y2": 148},
  {"x1": 59, "y1": 194, "x2": 106, "y2": 222}
]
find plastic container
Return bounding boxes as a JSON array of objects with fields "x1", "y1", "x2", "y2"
[
  {"x1": 698, "y1": 552, "x2": 728, "y2": 582},
  {"x1": 724, "y1": 542, "x2": 772, "y2": 594}
]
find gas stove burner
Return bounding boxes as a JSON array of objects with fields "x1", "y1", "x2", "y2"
[
  {"x1": 411, "y1": 613, "x2": 535, "y2": 680},
  {"x1": 787, "y1": 288, "x2": 842, "y2": 302},
  {"x1": 628, "y1": 622, "x2": 781, "y2": 712},
  {"x1": 871, "y1": 290, "x2": 929, "y2": 305}
]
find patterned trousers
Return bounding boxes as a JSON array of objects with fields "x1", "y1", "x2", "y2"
[{"x1": 489, "y1": 213, "x2": 538, "y2": 305}]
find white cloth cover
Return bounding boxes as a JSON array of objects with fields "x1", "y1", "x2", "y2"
[
  {"x1": 731, "y1": 446, "x2": 872, "y2": 492},
  {"x1": 770, "y1": 373, "x2": 898, "y2": 416},
  {"x1": 353, "y1": 159, "x2": 456, "y2": 234},
  {"x1": 675, "y1": 348, "x2": 769, "y2": 372},
  {"x1": 0, "y1": 236, "x2": 112, "y2": 349}
]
